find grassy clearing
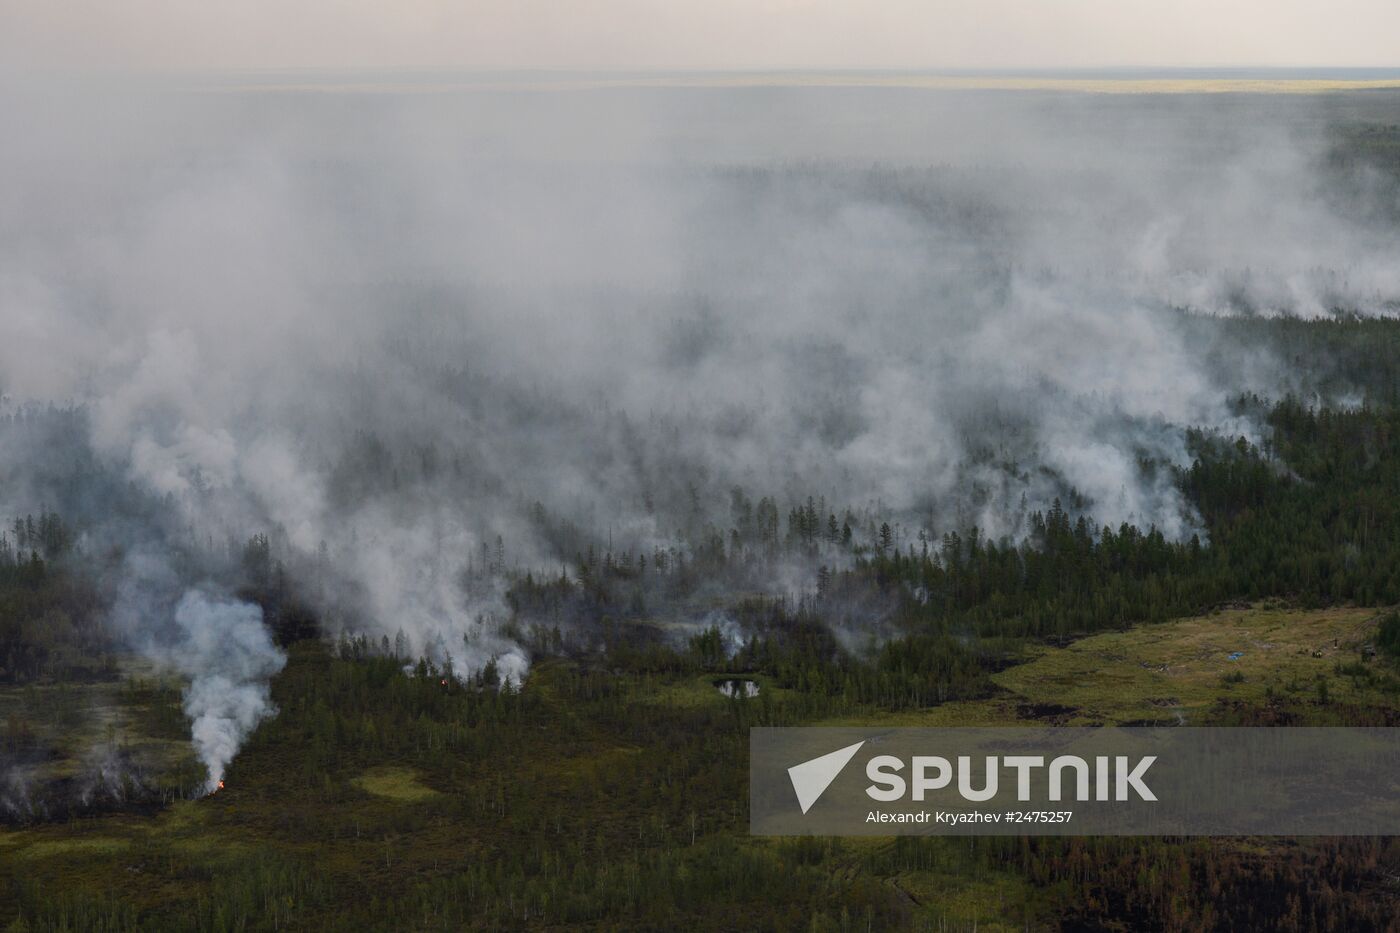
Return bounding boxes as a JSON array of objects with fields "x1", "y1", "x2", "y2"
[
  {"x1": 350, "y1": 767, "x2": 440, "y2": 802},
  {"x1": 644, "y1": 672, "x2": 783, "y2": 708},
  {"x1": 994, "y1": 604, "x2": 1394, "y2": 724},
  {"x1": 824, "y1": 604, "x2": 1396, "y2": 728}
]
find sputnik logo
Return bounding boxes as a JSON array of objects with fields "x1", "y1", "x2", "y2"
[{"x1": 787, "y1": 740, "x2": 865, "y2": 814}]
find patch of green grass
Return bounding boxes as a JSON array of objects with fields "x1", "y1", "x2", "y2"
[
  {"x1": 991, "y1": 605, "x2": 1389, "y2": 724},
  {"x1": 17, "y1": 836, "x2": 130, "y2": 860},
  {"x1": 350, "y1": 766, "x2": 441, "y2": 802},
  {"x1": 819, "y1": 605, "x2": 1395, "y2": 728},
  {"x1": 645, "y1": 672, "x2": 779, "y2": 708}
]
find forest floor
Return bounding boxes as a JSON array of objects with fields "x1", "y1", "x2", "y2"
[
  {"x1": 0, "y1": 603, "x2": 1396, "y2": 930},
  {"x1": 0, "y1": 659, "x2": 203, "y2": 822}
]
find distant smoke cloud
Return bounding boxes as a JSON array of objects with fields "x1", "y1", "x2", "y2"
[{"x1": 2, "y1": 84, "x2": 1399, "y2": 744}]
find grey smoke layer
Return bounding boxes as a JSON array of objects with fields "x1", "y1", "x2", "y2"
[{"x1": 2, "y1": 81, "x2": 1400, "y2": 721}]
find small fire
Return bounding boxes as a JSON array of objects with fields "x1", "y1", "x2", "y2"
[{"x1": 217, "y1": 780, "x2": 225, "y2": 790}]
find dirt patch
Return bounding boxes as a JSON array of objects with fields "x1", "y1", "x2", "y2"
[{"x1": 1014, "y1": 702, "x2": 1078, "y2": 724}]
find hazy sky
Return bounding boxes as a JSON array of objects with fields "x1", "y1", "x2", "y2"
[{"x1": 2, "y1": 0, "x2": 1398, "y2": 73}]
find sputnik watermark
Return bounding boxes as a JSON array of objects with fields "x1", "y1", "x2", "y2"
[
  {"x1": 787, "y1": 740, "x2": 1155, "y2": 816},
  {"x1": 752, "y1": 727, "x2": 1400, "y2": 836},
  {"x1": 864, "y1": 753, "x2": 1156, "y2": 802}
]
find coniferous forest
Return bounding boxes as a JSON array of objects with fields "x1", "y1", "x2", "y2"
[
  {"x1": 3, "y1": 320, "x2": 1400, "y2": 929},
  {"x1": 5, "y1": 60, "x2": 1400, "y2": 932}
]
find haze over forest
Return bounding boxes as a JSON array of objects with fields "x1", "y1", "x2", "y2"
[
  {"x1": 4, "y1": 0, "x2": 1400, "y2": 927},
  {"x1": 3, "y1": 79, "x2": 1400, "y2": 791}
]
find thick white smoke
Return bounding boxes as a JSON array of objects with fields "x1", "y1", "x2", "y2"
[
  {"x1": 103, "y1": 553, "x2": 286, "y2": 792},
  {"x1": 167, "y1": 591, "x2": 286, "y2": 792}
]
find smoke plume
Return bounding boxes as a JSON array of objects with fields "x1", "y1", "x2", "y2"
[{"x1": 168, "y1": 590, "x2": 286, "y2": 792}]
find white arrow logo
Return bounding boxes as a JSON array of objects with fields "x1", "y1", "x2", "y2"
[{"x1": 788, "y1": 740, "x2": 866, "y2": 814}]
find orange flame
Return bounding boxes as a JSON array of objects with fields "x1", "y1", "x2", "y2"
[{"x1": 217, "y1": 780, "x2": 225, "y2": 791}]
